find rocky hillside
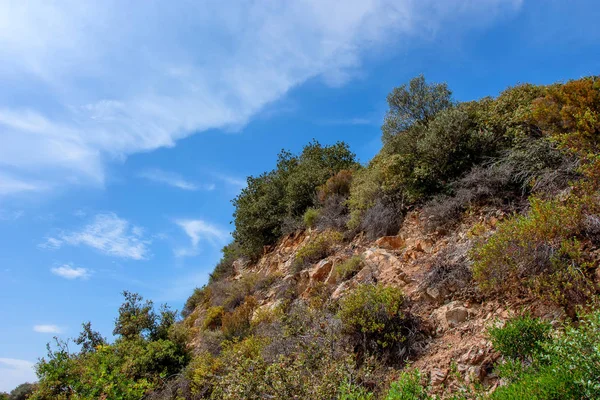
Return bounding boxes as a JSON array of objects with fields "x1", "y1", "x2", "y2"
[
  {"x1": 183, "y1": 205, "x2": 568, "y2": 398},
  {"x1": 29, "y1": 75, "x2": 600, "y2": 399}
]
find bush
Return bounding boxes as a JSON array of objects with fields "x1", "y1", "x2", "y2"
[
  {"x1": 488, "y1": 314, "x2": 552, "y2": 361},
  {"x1": 360, "y1": 199, "x2": 403, "y2": 239},
  {"x1": 209, "y1": 241, "x2": 244, "y2": 284},
  {"x1": 31, "y1": 293, "x2": 190, "y2": 400},
  {"x1": 471, "y1": 195, "x2": 596, "y2": 311},
  {"x1": 385, "y1": 369, "x2": 432, "y2": 400},
  {"x1": 8, "y1": 383, "x2": 37, "y2": 400},
  {"x1": 317, "y1": 169, "x2": 354, "y2": 202},
  {"x1": 382, "y1": 75, "x2": 453, "y2": 145},
  {"x1": 335, "y1": 256, "x2": 364, "y2": 281},
  {"x1": 233, "y1": 141, "x2": 358, "y2": 258},
  {"x1": 338, "y1": 284, "x2": 410, "y2": 358},
  {"x1": 338, "y1": 380, "x2": 374, "y2": 400},
  {"x1": 182, "y1": 286, "x2": 209, "y2": 318},
  {"x1": 303, "y1": 207, "x2": 320, "y2": 228},
  {"x1": 203, "y1": 306, "x2": 224, "y2": 330},
  {"x1": 491, "y1": 308, "x2": 600, "y2": 399},
  {"x1": 221, "y1": 296, "x2": 257, "y2": 340},
  {"x1": 293, "y1": 230, "x2": 343, "y2": 270}
]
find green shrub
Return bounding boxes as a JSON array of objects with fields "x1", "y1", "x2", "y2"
[
  {"x1": 233, "y1": 141, "x2": 358, "y2": 258},
  {"x1": 209, "y1": 241, "x2": 243, "y2": 284},
  {"x1": 471, "y1": 195, "x2": 596, "y2": 311},
  {"x1": 491, "y1": 308, "x2": 600, "y2": 399},
  {"x1": 203, "y1": 306, "x2": 224, "y2": 330},
  {"x1": 382, "y1": 74, "x2": 453, "y2": 145},
  {"x1": 338, "y1": 284, "x2": 407, "y2": 354},
  {"x1": 385, "y1": 369, "x2": 432, "y2": 400},
  {"x1": 338, "y1": 380, "x2": 374, "y2": 400},
  {"x1": 488, "y1": 314, "x2": 552, "y2": 361},
  {"x1": 335, "y1": 256, "x2": 363, "y2": 280},
  {"x1": 182, "y1": 286, "x2": 209, "y2": 318},
  {"x1": 32, "y1": 293, "x2": 189, "y2": 400},
  {"x1": 8, "y1": 383, "x2": 37, "y2": 400},
  {"x1": 221, "y1": 297, "x2": 257, "y2": 340},
  {"x1": 303, "y1": 207, "x2": 320, "y2": 228},
  {"x1": 293, "y1": 230, "x2": 343, "y2": 270}
]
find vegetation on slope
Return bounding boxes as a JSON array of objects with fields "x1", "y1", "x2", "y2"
[{"x1": 28, "y1": 75, "x2": 600, "y2": 399}]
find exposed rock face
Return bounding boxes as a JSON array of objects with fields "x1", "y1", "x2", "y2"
[
  {"x1": 375, "y1": 235, "x2": 405, "y2": 250},
  {"x1": 432, "y1": 301, "x2": 471, "y2": 332},
  {"x1": 197, "y1": 209, "x2": 563, "y2": 397}
]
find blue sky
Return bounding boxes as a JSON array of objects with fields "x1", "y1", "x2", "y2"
[{"x1": 0, "y1": 0, "x2": 599, "y2": 391}]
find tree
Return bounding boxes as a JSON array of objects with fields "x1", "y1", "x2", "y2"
[
  {"x1": 113, "y1": 291, "x2": 156, "y2": 339},
  {"x1": 9, "y1": 383, "x2": 37, "y2": 400},
  {"x1": 75, "y1": 322, "x2": 106, "y2": 353},
  {"x1": 233, "y1": 140, "x2": 357, "y2": 258},
  {"x1": 382, "y1": 75, "x2": 453, "y2": 144}
]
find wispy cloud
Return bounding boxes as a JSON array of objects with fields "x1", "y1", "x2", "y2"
[
  {"x1": 174, "y1": 219, "x2": 229, "y2": 257},
  {"x1": 0, "y1": 1, "x2": 522, "y2": 194},
  {"x1": 51, "y1": 264, "x2": 91, "y2": 280},
  {"x1": 41, "y1": 213, "x2": 150, "y2": 260},
  {"x1": 0, "y1": 171, "x2": 47, "y2": 196},
  {"x1": 213, "y1": 173, "x2": 247, "y2": 190},
  {"x1": 0, "y1": 358, "x2": 36, "y2": 392},
  {"x1": 33, "y1": 324, "x2": 63, "y2": 334},
  {"x1": 138, "y1": 168, "x2": 214, "y2": 191}
]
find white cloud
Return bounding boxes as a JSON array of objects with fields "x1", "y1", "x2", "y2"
[
  {"x1": 42, "y1": 213, "x2": 150, "y2": 260},
  {"x1": 138, "y1": 168, "x2": 214, "y2": 191},
  {"x1": 0, "y1": 358, "x2": 36, "y2": 392},
  {"x1": 175, "y1": 219, "x2": 229, "y2": 257},
  {"x1": 0, "y1": 1, "x2": 522, "y2": 194},
  {"x1": 51, "y1": 264, "x2": 91, "y2": 280},
  {"x1": 33, "y1": 324, "x2": 63, "y2": 334}
]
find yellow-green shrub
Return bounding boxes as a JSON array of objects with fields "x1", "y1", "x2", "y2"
[
  {"x1": 471, "y1": 195, "x2": 595, "y2": 310},
  {"x1": 203, "y1": 306, "x2": 224, "y2": 330},
  {"x1": 221, "y1": 296, "x2": 257, "y2": 340},
  {"x1": 303, "y1": 207, "x2": 320, "y2": 228},
  {"x1": 293, "y1": 230, "x2": 343, "y2": 270},
  {"x1": 338, "y1": 284, "x2": 407, "y2": 353},
  {"x1": 335, "y1": 256, "x2": 363, "y2": 280}
]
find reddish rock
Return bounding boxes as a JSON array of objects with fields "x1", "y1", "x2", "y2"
[{"x1": 375, "y1": 236, "x2": 405, "y2": 250}]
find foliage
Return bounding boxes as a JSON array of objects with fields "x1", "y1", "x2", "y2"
[
  {"x1": 182, "y1": 286, "x2": 209, "y2": 318},
  {"x1": 385, "y1": 369, "x2": 433, "y2": 400},
  {"x1": 8, "y1": 383, "x2": 37, "y2": 400},
  {"x1": 335, "y1": 256, "x2": 364, "y2": 280},
  {"x1": 338, "y1": 284, "x2": 408, "y2": 356},
  {"x1": 293, "y1": 230, "x2": 343, "y2": 270},
  {"x1": 471, "y1": 194, "x2": 596, "y2": 311},
  {"x1": 221, "y1": 296, "x2": 257, "y2": 340},
  {"x1": 202, "y1": 306, "x2": 224, "y2": 330},
  {"x1": 303, "y1": 207, "x2": 320, "y2": 228},
  {"x1": 338, "y1": 380, "x2": 374, "y2": 400},
  {"x1": 209, "y1": 241, "x2": 244, "y2": 284},
  {"x1": 31, "y1": 293, "x2": 189, "y2": 400},
  {"x1": 382, "y1": 74, "x2": 453, "y2": 144},
  {"x1": 488, "y1": 314, "x2": 552, "y2": 361},
  {"x1": 233, "y1": 140, "x2": 358, "y2": 258},
  {"x1": 74, "y1": 322, "x2": 106, "y2": 354},
  {"x1": 491, "y1": 308, "x2": 600, "y2": 399},
  {"x1": 113, "y1": 290, "x2": 157, "y2": 339},
  {"x1": 317, "y1": 169, "x2": 354, "y2": 203}
]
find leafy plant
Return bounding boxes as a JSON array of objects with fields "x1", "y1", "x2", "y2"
[{"x1": 488, "y1": 314, "x2": 552, "y2": 361}]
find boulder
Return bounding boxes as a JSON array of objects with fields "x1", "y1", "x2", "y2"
[{"x1": 375, "y1": 236, "x2": 405, "y2": 250}]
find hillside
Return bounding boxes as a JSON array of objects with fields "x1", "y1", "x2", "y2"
[{"x1": 27, "y1": 75, "x2": 600, "y2": 399}]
